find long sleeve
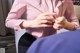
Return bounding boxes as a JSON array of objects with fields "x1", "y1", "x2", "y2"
[
  {"x1": 5, "y1": 0, "x2": 27, "y2": 31},
  {"x1": 64, "y1": 0, "x2": 79, "y2": 29}
]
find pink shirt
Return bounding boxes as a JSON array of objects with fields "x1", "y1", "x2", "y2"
[{"x1": 5, "y1": 0, "x2": 79, "y2": 38}]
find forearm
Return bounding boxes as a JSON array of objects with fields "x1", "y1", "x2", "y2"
[{"x1": 63, "y1": 20, "x2": 75, "y2": 30}]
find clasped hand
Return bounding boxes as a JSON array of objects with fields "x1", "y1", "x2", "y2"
[{"x1": 28, "y1": 12, "x2": 66, "y2": 30}]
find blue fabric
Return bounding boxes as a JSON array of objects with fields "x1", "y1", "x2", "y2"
[{"x1": 27, "y1": 30, "x2": 80, "y2": 53}]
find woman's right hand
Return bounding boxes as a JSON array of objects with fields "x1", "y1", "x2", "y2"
[{"x1": 22, "y1": 12, "x2": 57, "y2": 28}]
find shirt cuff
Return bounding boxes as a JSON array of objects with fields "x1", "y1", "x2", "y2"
[{"x1": 14, "y1": 20, "x2": 25, "y2": 31}]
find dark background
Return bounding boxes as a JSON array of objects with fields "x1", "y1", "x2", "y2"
[{"x1": 0, "y1": 0, "x2": 16, "y2": 53}]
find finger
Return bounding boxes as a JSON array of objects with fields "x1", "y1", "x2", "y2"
[
  {"x1": 53, "y1": 23, "x2": 63, "y2": 30},
  {"x1": 39, "y1": 16, "x2": 53, "y2": 23},
  {"x1": 45, "y1": 15, "x2": 54, "y2": 22},
  {"x1": 38, "y1": 12, "x2": 57, "y2": 20},
  {"x1": 49, "y1": 15, "x2": 55, "y2": 22},
  {"x1": 40, "y1": 15, "x2": 55, "y2": 23},
  {"x1": 45, "y1": 15, "x2": 54, "y2": 20},
  {"x1": 40, "y1": 20, "x2": 53, "y2": 25},
  {"x1": 53, "y1": 24, "x2": 59, "y2": 30},
  {"x1": 55, "y1": 17, "x2": 64, "y2": 24},
  {"x1": 40, "y1": 24, "x2": 53, "y2": 27}
]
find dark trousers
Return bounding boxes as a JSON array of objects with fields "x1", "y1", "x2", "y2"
[{"x1": 18, "y1": 33, "x2": 36, "y2": 53}]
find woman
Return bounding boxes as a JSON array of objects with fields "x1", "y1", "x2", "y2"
[{"x1": 5, "y1": 0, "x2": 79, "y2": 53}]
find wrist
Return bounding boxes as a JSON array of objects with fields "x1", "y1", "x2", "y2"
[
  {"x1": 22, "y1": 20, "x2": 32, "y2": 28},
  {"x1": 63, "y1": 20, "x2": 75, "y2": 30}
]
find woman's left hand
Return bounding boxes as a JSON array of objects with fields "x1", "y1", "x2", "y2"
[{"x1": 53, "y1": 16, "x2": 66, "y2": 30}]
